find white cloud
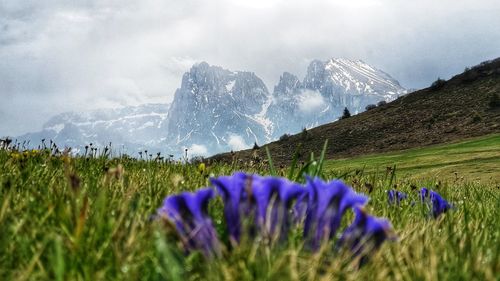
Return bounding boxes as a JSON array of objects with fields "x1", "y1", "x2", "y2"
[
  {"x1": 296, "y1": 90, "x2": 327, "y2": 114},
  {"x1": 227, "y1": 134, "x2": 249, "y2": 151},
  {"x1": 188, "y1": 144, "x2": 208, "y2": 156}
]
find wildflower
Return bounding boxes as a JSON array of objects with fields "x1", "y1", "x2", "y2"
[
  {"x1": 419, "y1": 188, "x2": 452, "y2": 217},
  {"x1": 387, "y1": 189, "x2": 407, "y2": 205},
  {"x1": 210, "y1": 172, "x2": 252, "y2": 244},
  {"x1": 251, "y1": 176, "x2": 306, "y2": 240},
  {"x1": 157, "y1": 188, "x2": 220, "y2": 257},
  {"x1": 429, "y1": 190, "x2": 452, "y2": 218},
  {"x1": 419, "y1": 187, "x2": 429, "y2": 201},
  {"x1": 198, "y1": 163, "x2": 206, "y2": 173},
  {"x1": 339, "y1": 206, "x2": 395, "y2": 262},
  {"x1": 211, "y1": 173, "x2": 306, "y2": 243},
  {"x1": 304, "y1": 177, "x2": 368, "y2": 249}
]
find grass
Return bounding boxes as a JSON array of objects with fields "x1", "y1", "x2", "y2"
[
  {"x1": 325, "y1": 133, "x2": 500, "y2": 184},
  {"x1": 0, "y1": 138, "x2": 499, "y2": 280}
]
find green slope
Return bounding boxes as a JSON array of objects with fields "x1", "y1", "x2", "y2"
[{"x1": 325, "y1": 133, "x2": 500, "y2": 183}]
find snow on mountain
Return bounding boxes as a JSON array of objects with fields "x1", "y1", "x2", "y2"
[
  {"x1": 165, "y1": 62, "x2": 272, "y2": 156},
  {"x1": 16, "y1": 103, "x2": 170, "y2": 154},
  {"x1": 13, "y1": 58, "x2": 407, "y2": 157},
  {"x1": 267, "y1": 58, "x2": 407, "y2": 138}
]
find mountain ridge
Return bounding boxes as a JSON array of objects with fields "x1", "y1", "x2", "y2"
[
  {"x1": 209, "y1": 58, "x2": 500, "y2": 165},
  {"x1": 11, "y1": 58, "x2": 408, "y2": 157}
]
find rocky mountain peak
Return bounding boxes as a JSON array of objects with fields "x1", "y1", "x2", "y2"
[{"x1": 274, "y1": 72, "x2": 302, "y2": 96}]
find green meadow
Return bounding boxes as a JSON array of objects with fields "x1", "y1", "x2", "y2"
[
  {"x1": 326, "y1": 133, "x2": 500, "y2": 183},
  {"x1": 0, "y1": 134, "x2": 499, "y2": 280}
]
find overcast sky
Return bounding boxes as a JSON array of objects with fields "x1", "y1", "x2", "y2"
[{"x1": 1, "y1": 0, "x2": 499, "y2": 136}]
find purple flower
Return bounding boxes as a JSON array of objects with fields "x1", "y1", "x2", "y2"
[
  {"x1": 429, "y1": 190, "x2": 452, "y2": 218},
  {"x1": 387, "y1": 189, "x2": 407, "y2": 205},
  {"x1": 419, "y1": 188, "x2": 452, "y2": 218},
  {"x1": 419, "y1": 187, "x2": 429, "y2": 202},
  {"x1": 157, "y1": 188, "x2": 220, "y2": 257},
  {"x1": 211, "y1": 172, "x2": 306, "y2": 243},
  {"x1": 292, "y1": 192, "x2": 309, "y2": 224},
  {"x1": 210, "y1": 172, "x2": 252, "y2": 244},
  {"x1": 304, "y1": 177, "x2": 368, "y2": 249},
  {"x1": 339, "y1": 206, "x2": 395, "y2": 258},
  {"x1": 251, "y1": 176, "x2": 306, "y2": 240}
]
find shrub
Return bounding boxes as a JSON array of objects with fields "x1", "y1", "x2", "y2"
[
  {"x1": 430, "y1": 78, "x2": 446, "y2": 91},
  {"x1": 279, "y1": 133, "x2": 291, "y2": 141},
  {"x1": 489, "y1": 93, "x2": 500, "y2": 108},
  {"x1": 365, "y1": 104, "x2": 377, "y2": 111},
  {"x1": 461, "y1": 69, "x2": 479, "y2": 83},
  {"x1": 301, "y1": 127, "x2": 309, "y2": 140},
  {"x1": 472, "y1": 112, "x2": 482, "y2": 123},
  {"x1": 340, "y1": 107, "x2": 351, "y2": 119},
  {"x1": 377, "y1": 100, "x2": 387, "y2": 107}
]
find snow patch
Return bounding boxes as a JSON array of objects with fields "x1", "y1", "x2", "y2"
[
  {"x1": 225, "y1": 80, "x2": 236, "y2": 92},
  {"x1": 46, "y1": 124, "x2": 65, "y2": 134}
]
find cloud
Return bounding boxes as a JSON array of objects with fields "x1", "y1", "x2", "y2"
[
  {"x1": 188, "y1": 143, "x2": 208, "y2": 157},
  {"x1": 1, "y1": 0, "x2": 500, "y2": 135},
  {"x1": 227, "y1": 134, "x2": 249, "y2": 151},
  {"x1": 296, "y1": 90, "x2": 327, "y2": 114}
]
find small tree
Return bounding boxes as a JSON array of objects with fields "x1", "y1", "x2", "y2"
[
  {"x1": 253, "y1": 142, "x2": 260, "y2": 150},
  {"x1": 489, "y1": 93, "x2": 500, "y2": 108},
  {"x1": 365, "y1": 104, "x2": 377, "y2": 111},
  {"x1": 341, "y1": 107, "x2": 351, "y2": 119},
  {"x1": 377, "y1": 100, "x2": 387, "y2": 107},
  {"x1": 430, "y1": 77, "x2": 446, "y2": 90},
  {"x1": 279, "y1": 133, "x2": 291, "y2": 141}
]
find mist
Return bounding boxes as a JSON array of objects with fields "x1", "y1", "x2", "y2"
[{"x1": 1, "y1": 0, "x2": 499, "y2": 136}]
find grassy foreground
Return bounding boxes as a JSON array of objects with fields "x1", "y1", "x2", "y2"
[{"x1": 0, "y1": 137, "x2": 499, "y2": 280}]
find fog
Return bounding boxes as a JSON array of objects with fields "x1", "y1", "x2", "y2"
[{"x1": 1, "y1": 0, "x2": 499, "y2": 135}]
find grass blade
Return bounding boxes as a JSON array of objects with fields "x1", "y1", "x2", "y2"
[{"x1": 265, "y1": 146, "x2": 277, "y2": 176}]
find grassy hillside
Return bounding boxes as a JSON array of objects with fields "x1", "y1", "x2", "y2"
[
  {"x1": 325, "y1": 133, "x2": 500, "y2": 183},
  {"x1": 211, "y1": 58, "x2": 500, "y2": 166},
  {"x1": 0, "y1": 146, "x2": 499, "y2": 280}
]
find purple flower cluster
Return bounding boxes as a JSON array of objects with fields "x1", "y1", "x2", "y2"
[
  {"x1": 419, "y1": 188, "x2": 452, "y2": 218},
  {"x1": 157, "y1": 172, "x2": 394, "y2": 258},
  {"x1": 339, "y1": 206, "x2": 395, "y2": 259},
  {"x1": 157, "y1": 188, "x2": 221, "y2": 257},
  {"x1": 303, "y1": 177, "x2": 369, "y2": 249},
  {"x1": 387, "y1": 189, "x2": 408, "y2": 205},
  {"x1": 386, "y1": 187, "x2": 453, "y2": 218}
]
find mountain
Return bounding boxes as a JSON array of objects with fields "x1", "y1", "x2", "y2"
[
  {"x1": 166, "y1": 59, "x2": 407, "y2": 155},
  {"x1": 12, "y1": 58, "x2": 408, "y2": 157},
  {"x1": 165, "y1": 62, "x2": 272, "y2": 155},
  {"x1": 15, "y1": 103, "x2": 170, "y2": 154},
  {"x1": 267, "y1": 58, "x2": 407, "y2": 138},
  {"x1": 210, "y1": 58, "x2": 500, "y2": 165}
]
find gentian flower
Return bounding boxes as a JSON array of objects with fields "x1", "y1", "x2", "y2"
[
  {"x1": 304, "y1": 177, "x2": 368, "y2": 249},
  {"x1": 387, "y1": 189, "x2": 407, "y2": 205},
  {"x1": 292, "y1": 192, "x2": 309, "y2": 224},
  {"x1": 429, "y1": 190, "x2": 452, "y2": 218},
  {"x1": 157, "y1": 188, "x2": 220, "y2": 257},
  {"x1": 419, "y1": 187, "x2": 429, "y2": 202},
  {"x1": 211, "y1": 172, "x2": 306, "y2": 243},
  {"x1": 339, "y1": 206, "x2": 395, "y2": 261},
  {"x1": 251, "y1": 176, "x2": 306, "y2": 240},
  {"x1": 418, "y1": 188, "x2": 452, "y2": 218},
  {"x1": 210, "y1": 172, "x2": 252, "y2": 244}
]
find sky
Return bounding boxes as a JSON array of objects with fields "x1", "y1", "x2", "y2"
[{"x1": 1, "y1": 0, "x2": 500, "y2": 136}]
